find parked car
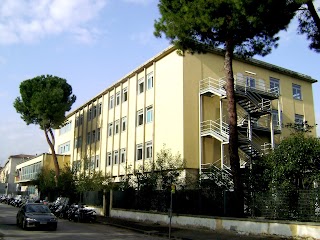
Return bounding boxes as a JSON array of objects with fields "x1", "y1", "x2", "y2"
[{"x1": 16, "y1": 203, "x2": 57, "y2": 230}]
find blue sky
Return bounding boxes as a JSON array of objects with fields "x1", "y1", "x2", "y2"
[{"x1": 0, "y1": 0, "x2": 319, "y2": 166}]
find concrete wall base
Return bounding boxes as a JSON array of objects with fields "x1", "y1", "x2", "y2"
[{"x1": 110, "y1": 209, "x2": 320, "y2": 239}]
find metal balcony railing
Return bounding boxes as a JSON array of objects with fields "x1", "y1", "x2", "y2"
[
  {"x1": 235, "y1": 75, "x2": 279, "y2": 98},
  {"x1": 199, "y1": 77, "x2": 226, "y2": 97}
]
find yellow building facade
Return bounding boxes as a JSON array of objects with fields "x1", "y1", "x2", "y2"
[
  {"x1": 15, "y1": 153, "x2": 70, "y2": 196},
  {"x1": 54, "y1": 46, "x2": 317, "y2": 180}
]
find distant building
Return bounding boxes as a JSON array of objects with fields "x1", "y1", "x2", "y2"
[
  {"x1": 0, "y1": 154, "x2": 35, "y2": 195},
  {"x1": 15, "y1": 153, "x2": 70, "y2": 198},
  {"x1": 53, "y1": 46, "x2": 317, "y2": 182}
]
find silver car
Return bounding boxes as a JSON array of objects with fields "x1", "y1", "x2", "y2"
[{"x1": 16, "y1": 203, "x2": 58, "y2": 230}]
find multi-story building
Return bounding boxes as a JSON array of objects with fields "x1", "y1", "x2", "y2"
[
  {"x1": 0, "y1": 154, "x2": 35, "y2": 195},
  {"x1": 15, "y1": 153, "x2": 70, "y2": 197},
  {"x1": 54, "y1": 46, "x2": 317, "y2": 182}
]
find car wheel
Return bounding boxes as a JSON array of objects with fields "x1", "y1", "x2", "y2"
[{"x1": 22, "y1": 219, "x2": 27, "y2": 230}]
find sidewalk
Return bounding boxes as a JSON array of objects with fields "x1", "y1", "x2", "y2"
[{"x1": 95, "y1": 215, "x2": 292, "y2": 240}]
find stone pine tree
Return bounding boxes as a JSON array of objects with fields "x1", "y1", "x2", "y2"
[
  {"x1": 296, "y1": 0, "x2": 320, "y2": 52},
  {"x1": 14, "y1": 75, "x2": 76, "y2": 185},
  {"x1": 154, "y1": 0, "x2": 300, "y2": 216}
]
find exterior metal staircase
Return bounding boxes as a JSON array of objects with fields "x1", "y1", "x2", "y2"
[{"x1": 199, "y1": 74, "x2": 279, "y2": 175}]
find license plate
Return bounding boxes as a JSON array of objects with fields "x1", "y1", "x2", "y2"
[{"x1": 40, "y1": 222, "x2": 46, "y2": 225}]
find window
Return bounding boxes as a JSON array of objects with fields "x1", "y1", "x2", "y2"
[
  {"x1": 92, "y1": 130, "x2": 96, "y2": 142},
  {"x1": 108, "y1": 123, "x2": 113, "y2": 137},
  {"x1": 99, "y1": 103, "x2": 102, "y2": 115},
  {"x1": 146, "y1": 106, "x2": 153, "y2": 123},
  {"x1": 114, "y1": 150, "x2": 119, "y2": 164},
  {"x1": 116, "y1": 92, "x2": 120, "y2": 106},
  {"x1": 59, "y1": 121, "x2": 72, "y2": 134},
  {"x1": 121, "y1": 148, "x2": 126, "y2": 163},
  {"x1": 145, "y1": 141, "x2": 153, "y2": 159},
  {"x1": 79, "y1": 114, "x2": 83, "y2": 125},
  {"x1": 93, "y1": 105, "x2": 97, "y2": 118},
  {"x1": 90, "y1": 156, "x2": 95, "y2": 170},
  {"x1": 75, "y1": 136, "x2": 82, "y2": 148},
  {"x1": 115, "y1": 120, "x2": 119, "y2": 134},
  {"x1": 295, "y1": 114, "x2": 304, "y2": 125},
  {"x1": 122, "y1": 87, "x2": 128, "y2": 102},
  {"x1": 270, "y1": 77, "x2": 280, "y2": 94},
  {"x1": 88, "y1": 108, "x2": 92, "y2": 121},
  {"x1": 122, "y1": 117, "x2": 127, "y2": 131},
  {"x1": 138, "y1": 78, "x2": 144, "y2": 94},
  {"x1": 58, "y1": 141, "x2": 70, "y2": 154},
  {"x1": 147, "y1": 72, "x2": 153, "y2": 90},
  {"x1": 107, "y1": 152, "x2": 112, "y2": 166},
  {"x1": 136, "y1": 144, "x2": 143, "y2": 161},
  {"x1": 246, "y1": 77, "x2": 256, "y2": 88},
  {"x1": 87, "y1": 132, "x2": 91, "y2": 144},
  {"x1": 293, "y1": 84, "x2": 302, "y2": 100},
  {"x1": 109, "y1": 95, "x2": 114, "y2": 109},
  {"x1": 95, "y1": 155, "x2": 99, "y2": 168},
  {"x1": 96, "y1": 128, "x2": 100, "y2": 141},
  {"x1": 137, "y1": 109, "x2": 143, "y2": 126}
]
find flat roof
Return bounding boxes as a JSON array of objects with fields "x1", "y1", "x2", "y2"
[{"x1": 66, "y1": 45, "x2": 317, "y2": 118}]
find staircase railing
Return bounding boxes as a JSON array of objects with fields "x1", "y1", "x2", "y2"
[
  {"x1": 200, "y1": 77, "x2": 226, "y2": 95},
  {"x1": 200, "y1": 119, "x2": 229, "y2": 141}
]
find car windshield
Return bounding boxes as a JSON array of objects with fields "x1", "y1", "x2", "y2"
[{"x1": 26, "y1": 205, "x2": 51, "y2": 213}]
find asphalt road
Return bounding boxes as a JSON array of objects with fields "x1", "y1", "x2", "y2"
[{"x1": 0, "y1": 203, "x2": 164, "y2": 240}]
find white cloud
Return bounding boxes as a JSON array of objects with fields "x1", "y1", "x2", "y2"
[
  {"x1": 0, "y1": 0, "x2": 108, "y2": 45},
  {"x1": 0, "y1": 120, "x2": 48, "y2": 166}
]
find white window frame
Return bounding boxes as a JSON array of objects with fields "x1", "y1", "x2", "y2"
[
  {"x1": 122, "y1": 116, "x2": 127, "y2": 132},
  {"x1": 145, "y1": 141, "x2": 153, "y2": 159},
  {"x1": 246, "y1": 77, "x2": 256, "y2": 88},
  {"x1": 122, "y1": 87, "x2": 128, "y2": 102},
  {"x1": 270, "y1": 77, "x2": 280, "y2": 94},
  {"x1": 137, "y1": 109, "x2": 143, "y2": 126},
  {"x1": 90, "y1": 156, "x2": 95, "y2": 170},
  {"x1": 92, "y1": 130, "x2": 96, "y2": 142},
  {"x1": 120, "y1": 148, "x2": 126, "y2": 163},
  {"x1": 293, "y1": 84, "x2": 302, "y2": 100},
  {"x1": 114, "y1": 150, "x2": 119, "y2": 165},
  {"x1": 107, "y1": 152, "x2": 112, "y2": 166},
  {"x1": 136, "y1": 144, "x2": 143, "y2": 161},
  {"x1": 108, "y1": 123, "x2": 113, "y2": 137},
  {"x1": 96, "y1": 128, "x2": 100, "y2": 141},
  {"x1": 109, "y1": 95, "x2": 114, "y2": 109},
  {"x1": 147, "y1": 72, "x2": 153, "y2": 90},
  {"x1": 295, "y1": 114, "x2": 304, "y2": 125},
  {"x1": 116, "y1": 91, "x2": 120, "y2": 106},
  {"x1": 115, "y1": 120, "x2": 119, "y2": 134},
  {"x1": 138, "y1": 78, "x2": 144, "y2": 94},
  {"x1": 95, "y1": 155, "x2": 99, "y2": 168},
  {"x1": 99, "y1": 103, "x2": 102, "y2": 115},
  {"x1": 146, "y1": 106, "x2": 153, "y2": 124}
]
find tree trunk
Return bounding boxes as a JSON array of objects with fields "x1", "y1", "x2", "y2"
[
  {"x1": 224, "y1": 40, "x2": 244, "y2": 217},
  {"x1": 44, "y1": 128, "x2": 60, "y2": 186},
  {"x1": 307, "y1": 0, "x2": 320, "y2": 32}
]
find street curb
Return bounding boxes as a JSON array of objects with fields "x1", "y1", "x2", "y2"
[{"x1": 96, "y1": 219, "x2": 190, "y2": 240}]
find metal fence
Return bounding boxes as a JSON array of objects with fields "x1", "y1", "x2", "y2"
[
  {"x1": 253, "y1": 189, "x2": 320, "y2": 222},
  {"x1": 112, "y1": 189, "x2": 320, "y2": 222}
]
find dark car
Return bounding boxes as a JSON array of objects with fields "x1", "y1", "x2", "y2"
[{"x1": 16, "y1": 203, "x2": 58, "y2": 230}]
